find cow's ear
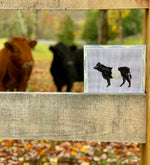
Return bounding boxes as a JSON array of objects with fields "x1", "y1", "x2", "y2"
[
  {"x1": 49, "y1": 46, "x2": 55, "y2": 52},
  {"x1": 70, "y1": 45, "x2": 77, "y2": 52},
  {"x1": 5, "y1": 42, "x2": 15, "y2": 52},
  {"x1": 28, "y1": 40, "x2": 37, "y2": 48}
]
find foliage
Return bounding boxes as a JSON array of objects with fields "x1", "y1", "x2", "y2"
[
  {"x1": 0, "y1": 11, "x2": 18, "y2": 38},
  {"x1": 123, "y1": 9, "x2": 143, "y2": 37},
  {"x1": 57, "y1": 15, "x2": 75, "y2": 46},
  {"x1": 81, "y1": 10, "x2": 130, "y2": 43},
  {"x1": 108, "y1": 9, "x2": 130, "y2": 40},
  {"x1": 0, "y1": 11, "x2": 76, "y2": 41},
  {"x1": 81, "y1": 9, "x2": 143, "y2": 42},
  {"x1": 0, "y1": 10, "x2": 143, "y2": 43},
  {"x1": 17, "y1": 11, "x2": 37, "y2": 39},
  {"x1": 81, "y1": 10, "x2": 98, "y2": 44},
  {"x1": 0, "y1": 140, "x2": 141, "y2": 164},
  {"x1": 0, "y1": 11, "x2": 39, "y2": 39},
  {"x1": 37, "y1": 11, "x2": 63, "y2": 40}
]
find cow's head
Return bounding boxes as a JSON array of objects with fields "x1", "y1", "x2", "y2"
[
  {"x1": 49, "y1": 42, "x2": 74, "y2": 68},
  {"x1": 4, "y1": 36, "x2": 37, "y2": 69},
  {"x1": 70, "y1": 45, "x2": 77, "y2": 52},
  {"x1": 93, "y1": 62, "x2": 104, "y2": 71}
]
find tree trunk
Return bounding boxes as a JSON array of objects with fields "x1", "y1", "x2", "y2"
[
  {"x1": 17, "y1": 11, "x2": 28, "y2": 37},
  {"x1": 119, "y1": 10, "x2": 123, "y2": 44},
  {"x1": 98, "y1": 10, "x2": 108, "y2": 44},
  {"x1": 31, "y1": 10, "x2": 39, "y2": 40}
]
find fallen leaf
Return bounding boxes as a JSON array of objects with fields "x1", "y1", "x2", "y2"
[{"x1": 70, "y1": 150, "x2": 77, "y2": 156}]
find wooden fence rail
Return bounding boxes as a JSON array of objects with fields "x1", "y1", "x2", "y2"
[
  {"x1": 0, "y1": 93, "x2": 146, "y2": 142},
  {"x1": 0, "y1": 0, "x2": 148, "y2": 9}
]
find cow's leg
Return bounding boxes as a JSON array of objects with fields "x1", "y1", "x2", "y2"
[
  {"x1": 55, "y1": 82, "x2": 62, "y2": 92},
  {"x1": 57, "y1": 86, "x2": 62, "y2": 92},
  {"x1": 53, "y1": 79, "x2": 62, "y2": 92},
  {"x1": 17, "y1": 76, "x2": 28, "y2": 91},
  {"x1": 18, "y1": 68, "x2": 33, "y2": 91},
  {"x1": 120, "y1": 77, "x2": 126, "y2": 87},
  {"x1": 66, "y1": 83, "x2": 73, "y2": 92},
  {"x1": 0, "y1": 82, "x2": 5, "y2": 91},
  {"x1": 126, "y1": 77, "x2": 131, "y2": 87},
  {"x1": 18, "y1": 82, "x2": 27, "y2": 91},
  {"x1": 106, "y1": 79, "x2": 111, "y2": 87}
]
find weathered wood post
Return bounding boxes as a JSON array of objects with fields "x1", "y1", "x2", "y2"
[{"x1": 141, "y1": 7, "x2": 150, "y2": 165}]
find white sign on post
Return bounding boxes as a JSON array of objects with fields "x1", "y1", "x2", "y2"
[{"x1": 84, "y1": 45, "x2": 146, "y2": 93}]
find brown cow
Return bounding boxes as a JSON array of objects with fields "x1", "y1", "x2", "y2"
[{"x1": 0, "y1": 36, "x2": 37, "y2": 91}]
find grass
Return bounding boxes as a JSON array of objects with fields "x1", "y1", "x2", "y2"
[
  {"x1": 33, "y1": 43, "x2": 53, "y2": 61},
  {"x1": 0, "y1": 38, "x2": 7, "y2": 49},
  {"x1": 109, "y1": 35, "x2": 143, "y2": 45}
]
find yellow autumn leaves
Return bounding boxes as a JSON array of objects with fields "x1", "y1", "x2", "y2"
[{"x1": 108, "y1": 10, "x2": 130, "y2": 34}]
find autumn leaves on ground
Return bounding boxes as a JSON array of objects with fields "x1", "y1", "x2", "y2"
[
  {"x1": 0, "y1": 40, "x2": 141, "y2": 165},
  {"x1": 0, "y1": 140, "x2": 140, "y2": 165}
]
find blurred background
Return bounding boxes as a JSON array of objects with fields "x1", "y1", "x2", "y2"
[
  {"x1": 0, "y1": 9, "x2": 143, "y2": 164},
  {"x1": 0, "y1": 9, "x2": 143, "y2": 92}
]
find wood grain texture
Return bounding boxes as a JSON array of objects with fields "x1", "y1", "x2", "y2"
[
  {"x1": 141, "y1": 8, "x2": 150, "y2": 165},
  {"x1": 0, "y1": 0, "x2": 148, "y2": 9},
  {"x1": 0, "y1": 93, "x2": 146, "y2": 142}
]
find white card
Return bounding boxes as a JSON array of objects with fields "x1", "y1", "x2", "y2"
[{"x1": 84, "y1": 45, "x2": 146, "y2": 93}]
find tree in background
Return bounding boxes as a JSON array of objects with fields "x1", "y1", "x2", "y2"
[
  {"x1": 57, "y1": 15, "x2": 75, "y2": 46},
  {"x1": 81, "y1": 9, "x2": 143, "y2": 44},
  {"x1": 30, "y1": 10, "x2": 39, "y2": 40},
  {"x1": 0, "y1": 10, "x2": 143, "y2": 42},
  {"x1": 37, "y1": 11, "x2": 62, "y2": 40},
  {"x1": 123, "y1": 9, "x2": 143, "y2": 37},
  {"x1": 107, "y1": 9, "x2": 130, "y2": 41},
  {"x1": 0, "y1": 10, "x2": 19, "y2": 39},
  {"x1": 17, "y1": 10, "x2": 39, "y2": 39},
  {"x1": 108, "y1": 9, "x2": 143, "y2": 41},
  {"x1": 98, "y1": 10, "x2": 108, "y2": 44},
  {"x1": 119, "y1": 10, "x2": 123, "y2": 44},
  {"x1": 17, "y1": 11, "x2": 28, "y2": 37},
  {"x1": 81, "y1": 10, "x2": 98, "y2": 44}
]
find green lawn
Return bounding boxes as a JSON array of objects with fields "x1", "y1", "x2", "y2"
[
  {"x1": 0, "y1": 38, "x2": 7, "y2": 49},
  {"x1": 109, "y1": 35, "x2": 143, "y2": 45},
  {"x1": 33, "y1": 43, "x2": 53, "y2": 61}
]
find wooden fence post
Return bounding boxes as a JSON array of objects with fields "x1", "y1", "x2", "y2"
[{"x1": 141, "y1": 8, "x2": 150, "y2": 165}]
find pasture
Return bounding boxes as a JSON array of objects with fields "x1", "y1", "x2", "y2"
[
  {"x1": 0, "y1": 36, "x2": 141, "y2": 93},
  {"x1": 30, "y1": 36, "x2": 142, "y2": 93},
  {"x1": 0, "y1": 38, "x2": 84, "y2": 92},
  {"x1": 12, "y1": 38, "x2": 84, "y2": 92}
]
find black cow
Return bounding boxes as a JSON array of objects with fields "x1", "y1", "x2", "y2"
[
  {"x1": 93, "y1": 62, "x2": 132, "y2": 87},
  {"x1": 70, "y1": 46, "x2": 84, "y2": 82},
  {"x1": 49, "y1": 42, "x2": 83, "y2": 92}
]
